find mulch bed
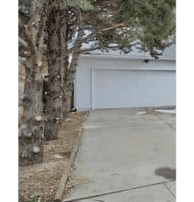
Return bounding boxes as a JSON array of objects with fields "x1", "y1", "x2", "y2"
[{"x1": 19, "y1": 112, "x2": 86, "y2": 202}]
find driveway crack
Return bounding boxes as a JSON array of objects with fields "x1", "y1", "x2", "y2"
[
  {"x1": 163, "y1": 182, "x2": 176, "y2": 199},
  {"x1": 155, "y1": 114, "x2": 176, "y2": 130},
  {"x1": 63, "y1": 180, "x2": 174, "y2": 202}
]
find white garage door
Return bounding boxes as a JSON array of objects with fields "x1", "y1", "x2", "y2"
[{"x1": 93, "y1": 69, "x2": 176, "y2": 109}]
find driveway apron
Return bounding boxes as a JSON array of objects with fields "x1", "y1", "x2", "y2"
[{"x1": 63, "y1": 109, "x2": 176, "y2": 202}]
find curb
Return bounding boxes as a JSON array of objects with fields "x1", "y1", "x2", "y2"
[{"x1": 54, "y1": 111, "x2": 90, "y2": 202}]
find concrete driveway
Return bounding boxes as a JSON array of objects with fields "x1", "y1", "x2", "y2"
[{"x1": 63, "y1": 109, "x2": 176, "y2": 202}]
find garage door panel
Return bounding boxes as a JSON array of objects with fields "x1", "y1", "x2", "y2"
[{"x1": 94, "y1": 70, "x2": 175, "y2": 109}]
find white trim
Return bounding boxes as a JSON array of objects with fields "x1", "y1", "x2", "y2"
[
  {"x1": 91, "y1": 67, "x2": 95, "y2": 110},
  {"x1": 79, "y1": 54, "x2": 176, "y2": 61},
  {"x1": 176, "y1": 65, "x2": 177, "y2": 109},
  {"x1": 75, "y1": 68, "x2": 79, "y2": 110},
  {"x1": 95, "y1": 68, "x2": 175, "y2": 72}
]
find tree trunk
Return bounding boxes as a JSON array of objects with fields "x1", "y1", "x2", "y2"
[
  {"x1": 19, "y1": 0, "x2": 49, "y2": 166},
  {"x1": 19, "y1": 0, "x2": 80, "y2": 166},
  {"x1": 43, "y1": 2, "x2": 67, "y2": 139}
]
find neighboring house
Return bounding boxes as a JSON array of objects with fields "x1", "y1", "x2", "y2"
[{"x1": 74, "y1": 43, "x2": 176, "y2": 111}]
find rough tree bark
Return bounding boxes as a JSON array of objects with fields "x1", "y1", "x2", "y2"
[
  {"x1": 19, "y1": 0, "x2": 51, "y2": 166},
  {"x1": 19, "y1": 0, "x2": 79, "y2": 166},
  {"x1": 43, "y1": 1, "x2": 67, "y2": 140}
]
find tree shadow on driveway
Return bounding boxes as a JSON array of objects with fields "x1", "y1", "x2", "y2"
[{"x1": 155, "y1": 167, "x2": 176, "y2": 180}]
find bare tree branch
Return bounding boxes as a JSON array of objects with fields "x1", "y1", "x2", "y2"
[{"x1": 98, "y1": 23, "x2": 125, "y2": 33}]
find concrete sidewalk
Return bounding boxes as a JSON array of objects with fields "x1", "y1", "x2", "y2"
[{"x1": 63, "y1": 109, "x2": 176, "y2": 202}]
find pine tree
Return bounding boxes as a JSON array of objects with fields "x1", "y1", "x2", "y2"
[{"x1": 19, "y1": 0, "x2": 176, "y2": 166}]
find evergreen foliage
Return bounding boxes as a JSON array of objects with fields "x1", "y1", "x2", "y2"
[
  {"x1": 68, "y1": 0, "x2": 176, "y2": 49},
  {"x1": 114, "y1": 0, "x2": 176, "y2": 48}
]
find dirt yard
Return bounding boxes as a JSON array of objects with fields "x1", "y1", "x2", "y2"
[{"x1": 19, "y1": 112, "x2": 86, "y2": 202}]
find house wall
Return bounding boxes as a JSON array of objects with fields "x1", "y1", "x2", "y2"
[{"x1": 75, "y1": 55, "x2": 176, "y2": 111}]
